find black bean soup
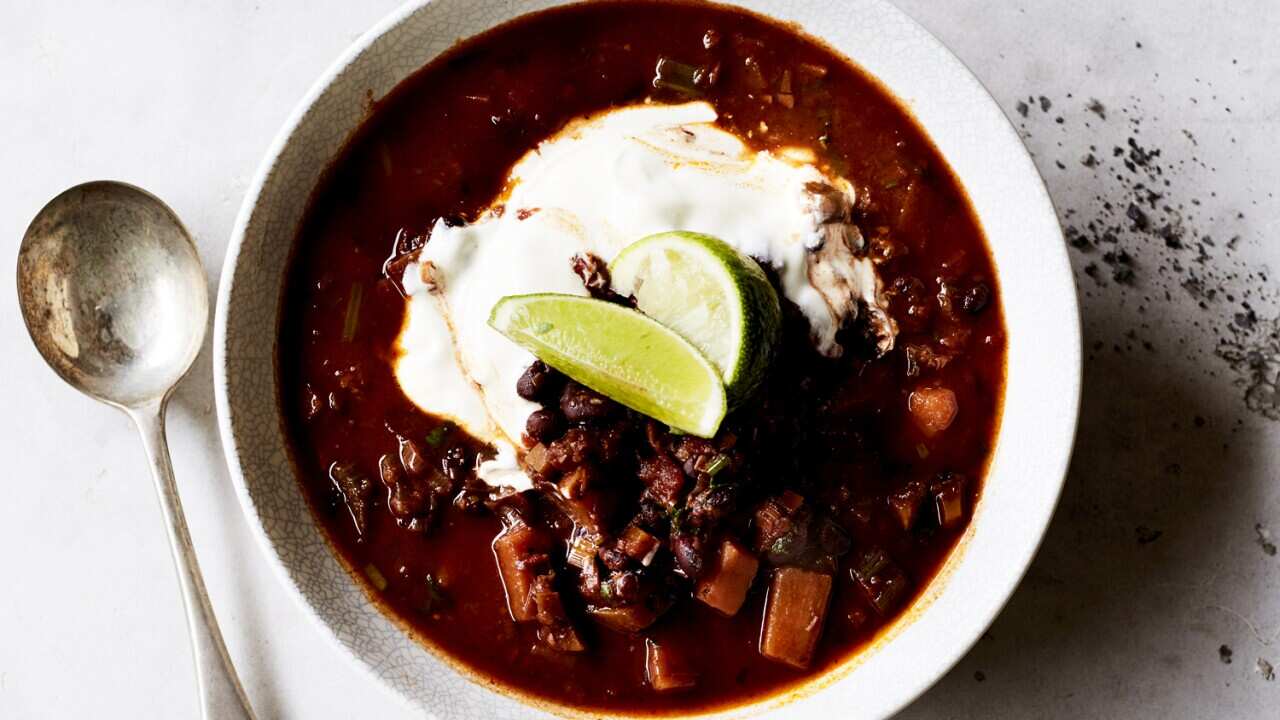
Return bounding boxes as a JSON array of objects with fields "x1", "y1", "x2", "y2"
[{"x1": 279, "y1": 0, "x2": 1005, "y2": 714}]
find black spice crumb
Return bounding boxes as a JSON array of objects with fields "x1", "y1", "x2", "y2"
[
  {"x1": 1256, "y1": 524, "x2": 1278, "y2": 556},
  {"x1": 974, "y1": 670, "x2": 986, "y2": 682},
  {"x1": 1126, "y1": 203, "x2": 1150, "y2": 230},
  {"x1": 1016, "y1": 100, "x2": 1029, "y2": 118},
  {"x1": 1086, "y1": 98, "x2": 1107, "y2": 120},
  {"x1": 1039, "y1": 95, "x2": 1052, "y2": 112},
  {"x1": 1219, "y1": 645, "x2": 1234, "y2": 664}
]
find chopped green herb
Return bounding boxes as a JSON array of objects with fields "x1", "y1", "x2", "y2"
[
  {"x1": 364, "y1": 563, "x2": 388, "y2": 592},
  {"x1": 341, "y1": 282, "x2": 364, "y2": 342},
  {"x1": 704, "y1": 453, "x2": 730, "y2": 477},
  {"x1": 669, "y1": 506, "x2": 689, "y2": 532},
  {"x1": 424, "y1": 423, "x2": 453, "y2": 447}
]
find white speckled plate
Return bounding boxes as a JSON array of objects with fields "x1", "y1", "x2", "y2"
[{"x1": 214, "y1": 1, "x2": 1080, "y2": 717}]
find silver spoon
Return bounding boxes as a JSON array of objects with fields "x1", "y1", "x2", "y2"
[{"x1": 16, "y1": 181, "x2": 257, "y2": 720}]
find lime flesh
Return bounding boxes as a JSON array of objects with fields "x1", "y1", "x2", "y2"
[
  {"x1": 609, "y1": 231, "x2": 781, "y2": 405},
  {"x1": 489, "y1": 293, "x2": 727, "y2": 437}
]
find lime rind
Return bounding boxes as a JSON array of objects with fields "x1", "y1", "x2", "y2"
[
  {"x1": 609, "y1": 231, "x2": 781, "y2": 405},
  {"x1": 489, "y1": 293, "x2": 727, "y2": 437}
]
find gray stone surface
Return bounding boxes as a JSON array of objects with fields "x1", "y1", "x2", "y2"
[{"x1": 0, "y1": 1, "x2": 1275, "y2": 717}]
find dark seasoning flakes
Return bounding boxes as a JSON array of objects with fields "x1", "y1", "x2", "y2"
[
  {"x1": 1013, "y1": 47, "x2": 1279, "y2": 691},
  {"x1": 1012, "y1": 74, "x2": 1279, "y2": 423}
]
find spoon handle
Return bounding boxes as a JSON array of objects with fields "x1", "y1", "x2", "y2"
[{"x1": 131, "y1": 402, "x2": 258, "y2": 720}]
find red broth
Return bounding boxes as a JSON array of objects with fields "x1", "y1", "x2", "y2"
[{"x1": 278, "y1": 1, "x2": 1005, "y2": 714}]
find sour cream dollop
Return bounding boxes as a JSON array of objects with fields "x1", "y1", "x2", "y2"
[{"x1": 393, "y1": 101, "x2": 892, "y2": 490}]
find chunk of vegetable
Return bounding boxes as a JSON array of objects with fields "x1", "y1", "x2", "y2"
[
  {"x1": 524, "y1": 442, "x2": 552, "y2": 476},
  {"x1": 619, "y1": 525, "x2": 662, "y2": 567},
  {"x1": 759, "y1": 567, "x2": 833, "y2": 669},
  {"x1": 398, "y1": 435, "x2": 427, "y2": 476},
  {"x1": 558, "y1": 464, "x2": 595, "y2": 499},
  {"x1": 566, "y1": 530, "x2": 602, "y2": 572},
  {"x1": 752, "y1": 492, "x2": 803, "y2": 554},
  {"x1": 652, "y1": 57, "x2": 712, "y2": 96},
  {"x1": 492, "y1": 524, "x2": 545, "y2": 622},
  {"x1": 932, "y1": 473, "x2": 967, "y2": 529},
  {"x1": 531, "y1": 575, "x2": 567, "y2": 626},
  {"x1": 695, "y1": 539, "x2": 759, "y2": 616},
  {"x1": 645, "y1": 638, "x2": 697, "y2": 692},
  {"x1": 908, "y1": 386, "x2": 958, "y2": 437},
  {"x1": 887, "y1": 479, "x2": 927, "y2": 531},
  {"x1": 588, "y1": 603, "x2": 659, "y2": 633},
  {"x1": 849, "y1": 548, "x2": 909, "y2": 615},
  {"x1": 328, "y1": 461, "x2": 372, "y2": 536}
]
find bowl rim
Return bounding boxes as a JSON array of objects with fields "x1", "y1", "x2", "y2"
[{"x1": 213, "y1": 1, "x2": 1081, "y2": 717}]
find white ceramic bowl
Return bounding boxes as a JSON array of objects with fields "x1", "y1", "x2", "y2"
[{"x1": 214, "y1": 1, "x2": 1080, "y2": 717}]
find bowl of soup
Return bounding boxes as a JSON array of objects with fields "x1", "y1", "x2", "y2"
[{"x1": 214, "y1": 1, "x2": 1079, "y2": 717}]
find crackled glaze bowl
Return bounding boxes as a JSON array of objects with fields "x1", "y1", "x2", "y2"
[{"x1": 213, "y1": 1, "x2": 1080, "y2": 717}]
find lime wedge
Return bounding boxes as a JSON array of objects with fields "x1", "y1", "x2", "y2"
[
  {"x1": 609, "y1": 231, "x2": 781, "y2": 404},
  {"x1": 489, "y1": 293, "x2": 727, "y2": 437}
]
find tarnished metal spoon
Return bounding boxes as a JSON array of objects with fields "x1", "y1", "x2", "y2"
[{"x1": 16, "y1": 181, "x2": 256, "y2": 720}]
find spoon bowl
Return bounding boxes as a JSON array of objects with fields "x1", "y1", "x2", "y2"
[{"x1": 17, "y1": 181, "x2": 207, "y2": 407}]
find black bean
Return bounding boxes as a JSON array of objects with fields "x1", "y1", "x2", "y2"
[
  {"x1": 560, "y1": 382, "x2": 618, "y2": 423},
  {"x1": 599, "y1": 546, "x2": 630, "y2": 572},
  {"x1": 525, "y1": 408, "x2": 564, "y2": 443},
  {"x1": 688, "y1": 486, "x2": 737, "y2": 528},
  {"x1": 516, "y1": 361, "x2": 562, "y2": 403},
  {"x1": 609, "y1": 571, "x2": 642, "y2": 604},
  {"x1": 671, "y1": 533, "x2": 705, "y2": 579}
]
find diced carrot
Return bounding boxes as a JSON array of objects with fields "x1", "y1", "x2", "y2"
[
  {"x1": 492, "y1": 525, "x2": 543, "y2": 622},
  {"x1": 618, "y1": 525, "x2": 661, "y2": 566},
  {"x1": 524, "y1": 443, "x2": 552, "y2": 475},
  {"x1": 645, "y1": 638, "x2": 697, "y2": 692},
  {"x1": 908, "y1": 386, "x2": 958, "y2": 437},
  {"x1": 759, "y1": 567, "x2": 833, "y2": 669},
  {"x1": 695, "y1": 539, "x2": 759, "y2": 616}
]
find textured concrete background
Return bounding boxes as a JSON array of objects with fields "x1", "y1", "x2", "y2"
[{"x1": 1, "y1": 1, "x2": 1276, "y2": 717}]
